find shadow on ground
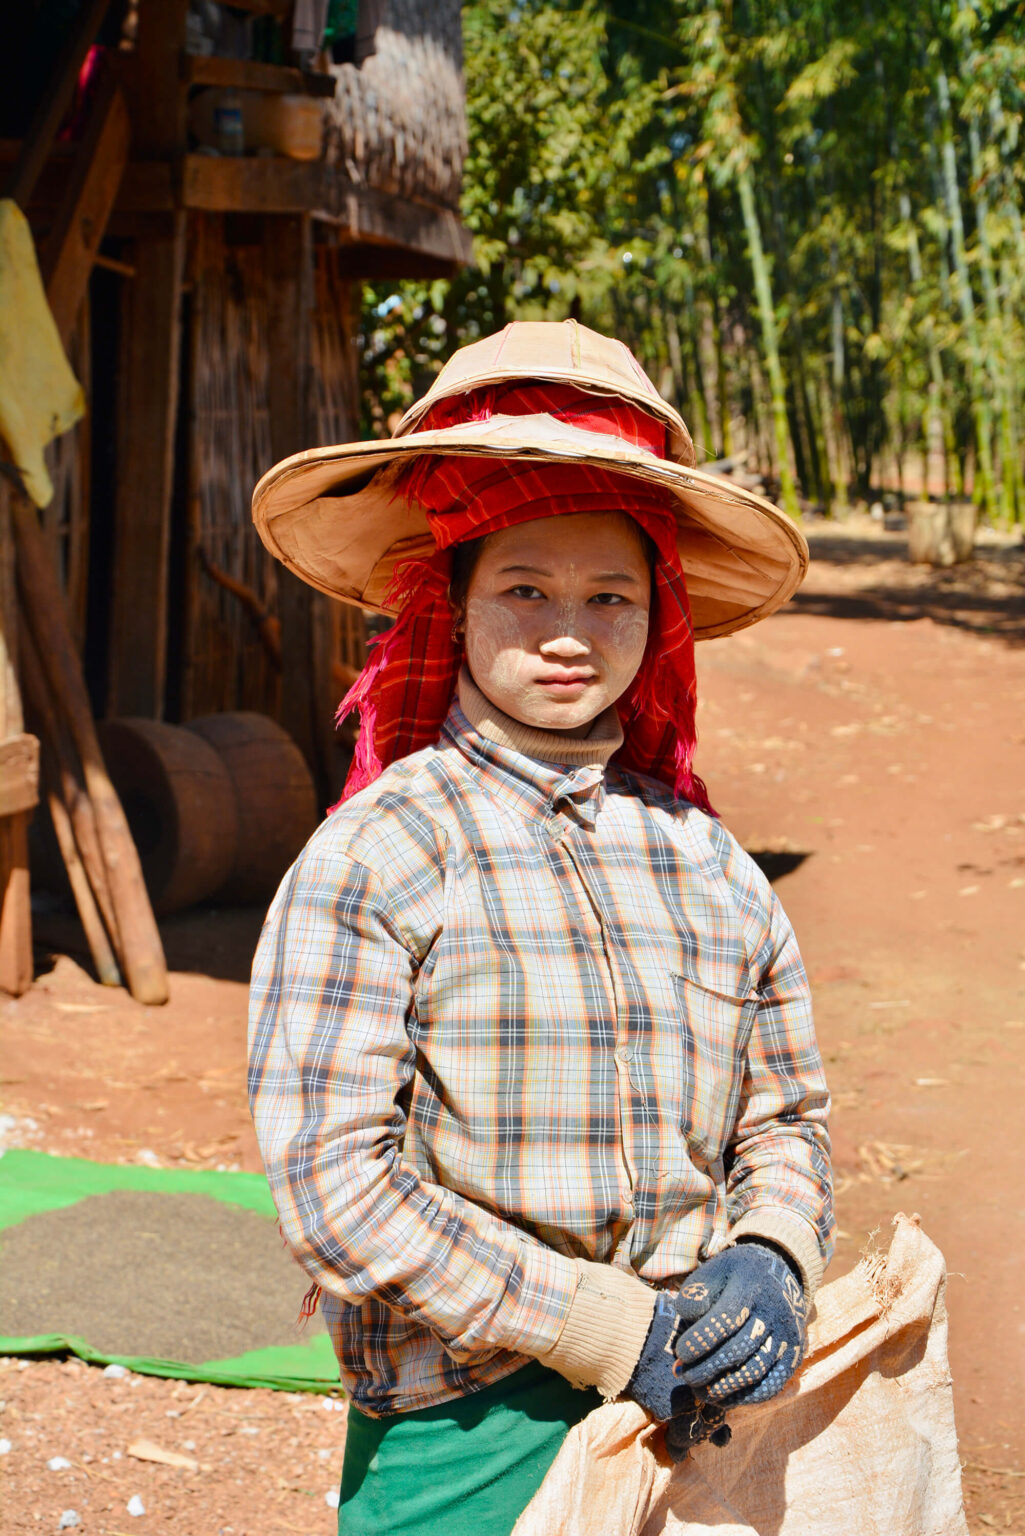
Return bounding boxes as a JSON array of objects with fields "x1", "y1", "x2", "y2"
[
  {"x1": 795, "y1": 535, "x2": 1025, "y2": 644},
  {"x1": 32, "y1": 902, "x2": 267, "y2": 986}
]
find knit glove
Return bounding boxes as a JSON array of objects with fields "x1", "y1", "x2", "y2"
[
  {"x1": 671, "y1": 1240, "x2": 808, "y2": 1407},
  {"x1": 625, "y1": 1291, "x2": 732, "y2": 1451}
]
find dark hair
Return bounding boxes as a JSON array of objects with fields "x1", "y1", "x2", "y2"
[
  {"x1": 447, "y1": 520, "x2": 658, "y2": 627},
  {"x1": 448, "y1": 536, "x2": 486, "y2": 626}
]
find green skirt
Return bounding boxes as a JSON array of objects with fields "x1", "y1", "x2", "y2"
[{"x1": 338, "y1": 1361, "x2": 602, "y2": 1536}]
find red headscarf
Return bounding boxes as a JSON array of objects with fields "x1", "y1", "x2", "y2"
[{"x1": 334, "y1": 383, "x2": 712, "y2": 813}]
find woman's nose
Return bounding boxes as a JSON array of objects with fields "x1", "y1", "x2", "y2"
[{"x1": 539, "y1": 633, "x2": 590, "y2": 659}]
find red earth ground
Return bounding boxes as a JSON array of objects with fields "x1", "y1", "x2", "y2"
[{"x1": 1, "y1": 516, "x2": 1023, "y2": 1535}]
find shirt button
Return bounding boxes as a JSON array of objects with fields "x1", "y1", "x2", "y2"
[{"x1": 614, "y1": 1046, "x2": 631, "y2": 1064}]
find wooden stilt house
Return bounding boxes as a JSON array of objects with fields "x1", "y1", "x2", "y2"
[{"x1": 0, "y1": 0, "x2": 471, "y2": 998}]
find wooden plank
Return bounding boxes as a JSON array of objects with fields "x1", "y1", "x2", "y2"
[
  {"x1": 182, "y1": 55, "x2": 336, "y2": 97},
  {"x1": 0, "y1": 735, "x2": 39, "y2": 818},
  {"x1": 39, "y1": 71, "x2": 131, "y2": 345},
  {"x1": 180, "y1": 152, "x2": 322, "y2": 212},
  {"x1": 106, "y1": 214, "x2": 186, "y2": 719},
  {"x1": 131, "y1": 0, "x2": 189, "y2": 158},
  {"x1": 4, "y1": 0, "x2": 114, "y2": 208},
  {"x1": 177, "y1": 156, "x2": 474, "y2": 264}
]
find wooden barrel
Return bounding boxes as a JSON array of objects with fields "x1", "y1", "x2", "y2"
[
  {"x1": 97, "y1": 719, "x2": 238, "y2": 916},
  {"x1": 184, "y1": 712, "x2": 318, "y2": 903}
]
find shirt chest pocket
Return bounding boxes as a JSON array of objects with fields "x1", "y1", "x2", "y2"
[{"x1": 672, "y1": 973, "x2": 758, "y2": 1162}]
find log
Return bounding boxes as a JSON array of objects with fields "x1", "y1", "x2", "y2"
[
  {"x1": 12, "y1": 490, "x2": 168, "y2": 1003},
  {"x1": 185, "y1": 712, "x2": 317, "y2": 902},
  {"x1": 18, "y1": 620, "x2": 121, "y2": 987},
  {"x1": 0, "y1": 814, "x2": 32, "y2": 997},
  {"x1": 97, "y1": 719, "x2": 238, "y2": 916}
]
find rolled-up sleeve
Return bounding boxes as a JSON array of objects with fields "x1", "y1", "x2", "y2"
[{"x1": 248, "y1": 839, "x2": 578, "y2": 1361}]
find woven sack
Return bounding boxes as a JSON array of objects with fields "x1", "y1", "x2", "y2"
[{"x1": 514, "y1": 1214, "x2": 967, "y2": 1536}]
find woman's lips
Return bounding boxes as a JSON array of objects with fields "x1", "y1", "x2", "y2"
[{"x1": 535, "y1": 673, "x2": 596, "y2": 694}]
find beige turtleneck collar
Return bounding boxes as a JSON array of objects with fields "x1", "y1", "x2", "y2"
[{"x1": 457, "y1": 668, "x2": 624, "y2": 770}]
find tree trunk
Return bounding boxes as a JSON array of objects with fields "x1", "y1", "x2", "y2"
[{"x1": 936, "y1": 67, "x2": 997, "y2": 520}]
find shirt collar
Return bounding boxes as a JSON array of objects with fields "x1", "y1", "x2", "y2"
[{"x1": 440, "y1": 672, "x2": 619, "y2": 828}]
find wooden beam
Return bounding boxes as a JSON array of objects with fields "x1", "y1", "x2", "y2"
[
  {"x1": 9, "y1": 141, "x2": 475, "y2": 269},
  {"x1": 330, "y1": 244, "x2": 461, "y2": 281},
  {"x1": 180, "y1": 153, "x2": 319, "y2": 213},
  {"x1": 262, "y1": 215, "x2": 327, "y2": 791},
  {"x1": 39, "y1": 70, "x2": 131, "y2": 345},
  {"x1": 106, "y1": 215, "x2": 186, "y2": 719},
  {"x1": 330, "y1": 187, "x2": 475, "y2": 265},
  {"x1": 178, "y1": 156, "x2": 474, "y2": 263},
  {"x1": 131, "y1": 0, "x2": 189, "y2": 158},
  {"x1": 182, "y1": 55, "x2": 336, "y2": 97},
  {"x1": 203, "y1": 0, "x2": 290, "y2": 15},
  {"x1": 4, "y1": 0, "x2": 114, "y2": 208}
]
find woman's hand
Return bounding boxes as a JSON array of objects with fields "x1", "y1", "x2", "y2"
[{"x1": 671, "y1": 1240, "x2": 808, "y2": 1407}]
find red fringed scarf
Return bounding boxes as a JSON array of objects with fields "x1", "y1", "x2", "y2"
[{"x1": 334, "y1": 383, "x2": 712, "y2": 813}]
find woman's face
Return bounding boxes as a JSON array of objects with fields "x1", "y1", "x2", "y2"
[{"x1": 462, "y1": 511, "x2": 652, "y2": 734}]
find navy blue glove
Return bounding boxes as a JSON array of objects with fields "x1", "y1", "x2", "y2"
[
  {"x1": 625, "y1": 1292, "x2": 732, "y2": 1455},
  {"x1": 671, "y1": 1240, "x2": 807, "y2": 1407}
]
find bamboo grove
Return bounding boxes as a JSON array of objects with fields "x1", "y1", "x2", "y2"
[{"x1": 360, "y1": 0, "x2": 1025, "y2": 522}]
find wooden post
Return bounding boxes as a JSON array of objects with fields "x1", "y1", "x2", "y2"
[
  {"x1": 130, "y1": 0, "x2": 189, "y2": 160},
  {"x1": 0, "y1": 483, "x2": 36, "y2": 997},
  {"x1": 262, "y1": 214, "x2": 329, "y2": 793},
  {"x1": 106, "y1": 212, "x2": 186, "y2": 718}
]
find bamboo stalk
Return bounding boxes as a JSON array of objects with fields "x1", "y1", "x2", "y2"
[
  {"x1": 935, "y1": 67, "x2": 996, "y2": 521},
  {"x1": 12, "y1": 491, "x2": 168, "y2": 1004},
  {"x1": 736, "y1": 166, "x2": 799, "y2": 517}
]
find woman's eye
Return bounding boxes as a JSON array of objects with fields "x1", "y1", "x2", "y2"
[
  {"x1": 507, "y1": 584, "x2": 544, "y2": 599},
  {"x1": 591, "y1": 592, "x2": 627, "y2": 606}
]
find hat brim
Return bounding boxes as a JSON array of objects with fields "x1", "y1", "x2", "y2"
[{"x1": 251, "y1": 414, "x2": 808, "y2": 641}]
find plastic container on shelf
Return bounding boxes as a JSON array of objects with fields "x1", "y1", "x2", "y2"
[{"x1": 188, "y1": 88, "x2": 324, "y2": 160}]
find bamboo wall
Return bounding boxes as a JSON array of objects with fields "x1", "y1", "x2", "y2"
[
  {"x1": 325, "y1": 0, "x2": 467, "y2": 208},
  {"x1": 184, "y1": 216, "x2": 366, "y2": 724}
]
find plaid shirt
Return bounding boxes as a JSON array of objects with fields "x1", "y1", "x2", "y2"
[{"x1": 248, "y1": 699, "x2": 833, "y2": 1416}]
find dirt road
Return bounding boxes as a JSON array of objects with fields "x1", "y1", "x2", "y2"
[{"x1": 1, "y1": 518, "x2": 1022, "y2": 1534}]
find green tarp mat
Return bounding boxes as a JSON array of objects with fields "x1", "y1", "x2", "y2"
[{"x1": 0, "y1": 1148, "x2": 340, "y2": 1394}]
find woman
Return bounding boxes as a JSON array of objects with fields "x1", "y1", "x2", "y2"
[{"x1": 248, "y1": 321, "x2": 833, "y2": 1535}]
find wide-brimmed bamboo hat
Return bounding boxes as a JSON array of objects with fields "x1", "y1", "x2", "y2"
[{"x1": 252, "y1": 320, "x2": 807, "y2": 640}]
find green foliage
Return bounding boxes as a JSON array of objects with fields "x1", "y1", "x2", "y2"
[{"x1": 359, "y1": 0, "x2": 1025, "y2": 519}]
